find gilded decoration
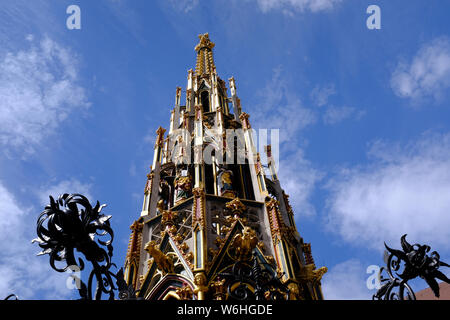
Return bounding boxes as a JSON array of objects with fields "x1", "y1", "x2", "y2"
[
  {"x1": 195, "y1": 33, "x2": 215, "y2": 52},
  {"x1": 215, "y1": 236, "x2": 226, "y2": 248},
  {"x1": 166, "y1": 230, "x2": 194, "y2": 270},
  {"x1": 220, "y1": 225, "x2": 231, "y2": 235},
  {"x1": 167, "y1": 225, "x2": 177, "y2": 234},
  {"x1": 192, "y1": 187, "x2": 206, "y2": 229},
  {"x1": 195, "y1": 33, "x2": 215, "y2": 76},
  {"x1": 257, "y1": 241, "x2": 265, "y2": 251},
  {"x1": 126, "y1": 220, "x2": 143, "y2": 261},
  {"x1": 175, "y1": 285, "x2": 193, "y2": 300},
  {"x1": 161, "y1": 209, "x2": 178, "y2": 228},
  {"x1": 219, "y1": 170, "x2": 236, "y2": 198},
  {"x1": 230, "y1": 226, "x2": 258, "y2": 260},
  {"x1": 145, "y1": 170, "x2": 153, "y2": 193},
  {"x1": 155, "y1": 126, "x2": 166, "y2": 148},
  {"x1": 144, "y1": 240, "x2": 174, "y2": 274},
  {"x1": 287, "y1": 282, "x2": 303, "y2": 300},
  {"x1": 265, "y1": 255, "x2": 275, "y2": 266},
  {"x1": 225, "y1": 197, "x2": 246, "y2": 217},
  {"x1": 173, "y1": 233, "x2": 183, "y2": 243},
  {"x1": 185, "y1": 252, "x2": 194, "y2": 262},
  {"x1": 299, "y1": 264, "x2": 328, "y2": 284},
  {"x1": 239, "y1": 112, "x2": 251, "y2": 129},
  {"x1": 174, "y1": 174, "x2": 192, "y2": 204},
  {"x1": 193, "y1": 272, "x2": 208, "y2": 299},
  {"x1": 302, "y1": 243, "x2": 315, "y2": 266},
  {"x1": 283, "y1": 192, "x2": 294, "y2": 216},
  {"x1": 265, "y1": 198, "x2": 297, "y2": 245},
  {"x1": 255, "y1": 153, "x2": 262, "y2": 175},
  {"x1": 179, "y1": 242, "x2": 189, "y2": 252},
  {"x1": 210, "y1": 278, "x2": 226, "y2": 300},
  {"x1": 265, "y1": 199, "x2": 283, "y2": 238},
  {"x1": 156, "y1": 199, "x2": 164, "y2": 215}
]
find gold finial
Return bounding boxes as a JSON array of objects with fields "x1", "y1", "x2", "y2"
[
  {"x1": 155, "y1": 126, "x2": 166, "y2": 148},
  {"x1": 195, "y1": 33, "x2": 215, "y2": 52},
  {"x1": 195, "y1": 33, "x2": 216, "y2": 76}
]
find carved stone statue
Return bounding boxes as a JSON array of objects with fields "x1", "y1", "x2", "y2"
[
  {"x1": 174, "y1": 174, "x2": 192, "y2": 204},
  {"x1": 218, "y1": 170, "x2": 235, "y2": 198},
  {"x1": 144, "y1": 240, "x2": 174, "y2": 274},
  {"x1": 193, "y1": 272, "x2": 208, "y2": 299},
  {"x1": 156, "y1": 199, "x2": 164, "y2": 216},
  {"x1": 231, "y1": 227, "x2": 258, "y2": 260},
  {"x1": 159, "y1": 179, "x2": 171, "y2": 206}
]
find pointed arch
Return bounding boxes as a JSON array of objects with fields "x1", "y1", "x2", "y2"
[
  {"x1": 201, "y1": 90, "x2": 210, "y2": 113},
  {"x1": 146, "y1": 274, "x2": 195, "y2": 300}
]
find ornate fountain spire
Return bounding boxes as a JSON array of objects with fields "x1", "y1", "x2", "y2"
[
  {"x1": 123, "y1": 34, "x2": 326, "y2": 301},
  {"x1": 195, "y1": 33, "x2": 216, "y2": 76}
]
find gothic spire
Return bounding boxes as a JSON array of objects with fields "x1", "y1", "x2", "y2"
[{"x1": 195, "y1": 33, "x2": 216, "y2": 76}]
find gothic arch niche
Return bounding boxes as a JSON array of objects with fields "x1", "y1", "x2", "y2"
[
  {"x1": 241, "y1": 159, "x2": 255, "y2": 200},
  {"x1": 203, "y1": 146, "x2": 216, "y2": 195},
  {"x1": 146, "y1": 275, "x2": 195, "y2": 300},
  {"x1": 162, "y1": 291, "x2": 181, "y2": 300},
  {"x1": 200, "y1": 90, "x2": 210, "y2": 113}
]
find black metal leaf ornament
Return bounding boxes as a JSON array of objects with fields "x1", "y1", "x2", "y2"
[
  {"x1": 32, "y1": 193, "x2": 131, "y2": 300},
  {"x1": 373, "y1": 234, "x2": 450, "y2": 300}
]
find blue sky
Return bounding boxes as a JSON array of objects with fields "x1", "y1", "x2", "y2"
[{"x1": 1, "y1": 0, "x2": 450, "y2": 300}]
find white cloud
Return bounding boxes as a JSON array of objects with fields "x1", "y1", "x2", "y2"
[
  {"x1": 278, "y1": 149, "x2": 323, "y2": 217},
  {"x1": 0, "y1": 181, "x2": 75, "y2": 299},
  {"x1": 0, "y1": 35, "x2": 89, "y2": 154},
  {"x1": 38, "y1": 179, "x2": 93, "y2": 206},
  {"x1": 250, "y1": 67, "x2": 322, "y2": 217},
  {"x1": 326, "y1": 132, "x2": 450, "y2": 252},
  {"x1": 322, "y1": 105, "x2": 365, "y2": 125},
  {"x1": 166, "y1": 0, "x2": 199, "y2": 13},
  {"x1": 248, "y1": 67, "x2": 321, "y2": 217},
  {"x1": 391, "y1": 37, "x2": 450, "y2": 103},
  {"x1": 310, "y1": 84, "x2": 365, "y2": 124},
  {"x1": 143, "y1": 129, "x2": 157, "y2": 146},
  {"x1": 255, "y1": 0, "x2": 343, "y2": 13},
  {"x1": 310, "y1": 84, "x2": 336, "y2": 107},
  {"x1": 129, "y1": 162, "x2": 137, "y2": 177},
  {"x1": 0, "y1": 183, "x2": 27, "y2": 245},
  {"x1": 321, "y1": 259, "x2": 373, "y2": 300},
  {"x1": 161, "y1": 0, "x2": 342, "y2": 14},
  {"x1": 250, "y1": 66, "x2": 316, "y2": 144}
]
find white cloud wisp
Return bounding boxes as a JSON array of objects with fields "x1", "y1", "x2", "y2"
[
  {"x1": 326, "y1": 132, "x2": 450, "y2": 252},
  {"x1": 391, "y1": 37, "x2": 450, "y2": 103},
  {"x1": 255, "y1": 0, "x2": 343, "y2": 13},
  {"x1": 0, "y1": 36, "x2": 89, "y2": 154}
]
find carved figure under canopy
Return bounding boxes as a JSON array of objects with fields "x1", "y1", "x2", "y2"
[
  {"x1": 144, "y1": 240, "x2": 174, "y2": 274},
  {"x1": 231, "y1": 226, "x2": 258, "y2": 260},
  {"x1": 174, "y1": 174, "x2": 192, "y2": 203},
  {"x1": 218, "y1": 170, "x2": 235, "y2": 198}
]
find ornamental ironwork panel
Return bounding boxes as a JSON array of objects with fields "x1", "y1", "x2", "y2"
[
  {"x1": 217, "y1": 254, "x2": 290, "y2": 300},
  {"x1": 373, "y1": 234, "x2": 450, "y2": 300},
  {"x1": 32, "y1": 193, "x2": 136, "y2": 300}
]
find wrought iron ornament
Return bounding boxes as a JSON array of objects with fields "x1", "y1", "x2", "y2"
[
  {"x1": 218, "y1": 253, "x2": 290, "y2": 300},
  {"x1": 373, "y1": 234, "x2": 450, "y2": 300},
  {"x1": 32, "y1": 193, "x2": 134, "y2": 300}
]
